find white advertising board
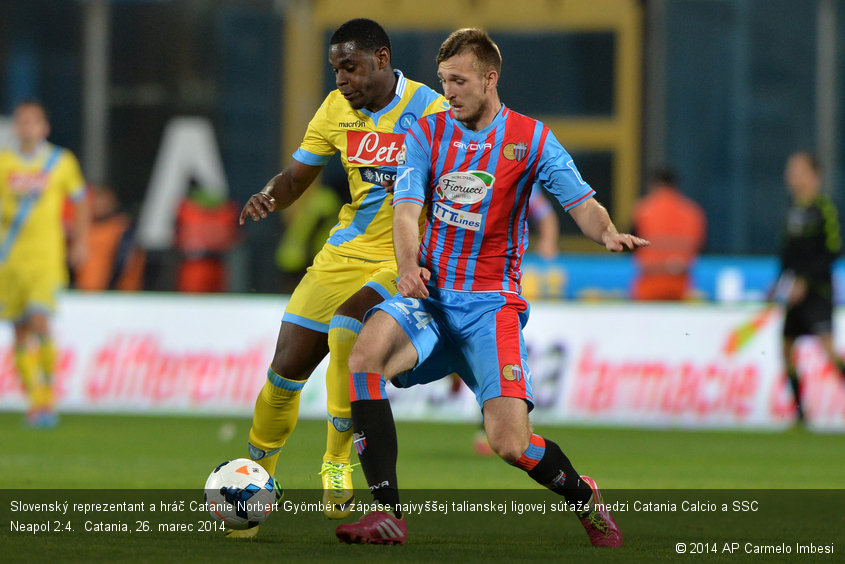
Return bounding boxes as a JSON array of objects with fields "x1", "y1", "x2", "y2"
[{"x1": 1, "y1": 293, "x2": 842, "y2": 431}]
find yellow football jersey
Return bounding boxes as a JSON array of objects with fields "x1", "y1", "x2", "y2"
[
  {"x1": 0, "y1": 142, "x2": 86, "y2": 275},
  {"x1": 293, "y1": 70, "x2": 448, "y2": 261}
]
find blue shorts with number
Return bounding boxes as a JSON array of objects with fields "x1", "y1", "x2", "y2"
[{"x1": 372, "y1": 286, "x2": 534, "y2": 410}]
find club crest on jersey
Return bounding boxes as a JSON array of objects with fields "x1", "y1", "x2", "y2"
[
  {"x1": 502, "y1": 142, "x2": 528, "y2": 161},
  {"x1": 398, "y1": 112, "x2": 417, "y2": 131},
  {"x1": 347, "y1": 131, "x2": 405, "y2": 166},
  {"x1": 435, "y1": 170, "x2": 494, "y2": 204},
  {"x1": 501, "y1": 364, "x2": 523, "y2": 382}
]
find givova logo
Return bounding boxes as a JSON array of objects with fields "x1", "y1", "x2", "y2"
[{"x1": 435, "y1": 170, "x2": 494, "y2": 204}]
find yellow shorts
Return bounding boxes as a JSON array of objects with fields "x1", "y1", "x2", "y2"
[
  {"x1": 0, "y1": 264, "x2": 65, "y2": 322},
  {"x1": 282, "y1": 245, "x2": 398, "y2": 332}
]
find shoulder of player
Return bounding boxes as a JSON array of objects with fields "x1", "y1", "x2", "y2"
[
  {"x1": 0, "y1": 143, "x2": 76, "y2": 166},
  {"x1": 502, "y1": 105, "x2": 543, "y2": 127},
  {"x1": 401, "y1": 77, "x2": 439, "y2": 99},
  {"x1": 815, "y1": 193, "x2": 836, "y2": 208},
  {"x1": 49, "y1": 144, "x2": 81, "y2": 167},
  {"x1": 318, "y1": 89, "x2": 350, "y2": 114},
  {"x1": 400, "y1": 77, "x2": 448, "y2": 113},
  {"x1": 500, "y1": 106, "x2": 554, "y2": 144}
]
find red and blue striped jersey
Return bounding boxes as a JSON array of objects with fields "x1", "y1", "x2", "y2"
[{"x1": 394, "y1": 105, "x2": 595, "y2": 293}]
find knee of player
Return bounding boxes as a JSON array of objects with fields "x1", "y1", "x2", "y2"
[
  {"x1": 487, "y1": 433, "x2": 529, "y2": 464},
  {"x1": 347, "y1": 344, "x2": 377, "y2": 375},
  {"x1": 269, "y1": 354, "x2": 309, "y2": 382}
]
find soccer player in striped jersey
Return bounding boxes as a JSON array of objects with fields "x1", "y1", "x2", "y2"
[
  {"x1": 337, "y1": 28, "x2": 647, "y2": 547},
  {"x1": 235, "y1": 19, "x2": 447, "y2": 532},
  {"x1": 0, "y1": 100, "x2": 90, "y2": 428}
]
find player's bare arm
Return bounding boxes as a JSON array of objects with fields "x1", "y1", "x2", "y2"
[
  {"x1": 569, "y1": 197, "x2": 649, "y2": 252},
  {"x1": 68, "y1": 193, "x2": 91, "y2": 267},
  {"x1": 239, "y1": 160, "x2": 323, "y2": 224},
  {"x1": 393, "y1": 201, "x2": 430, "y2": 299}
]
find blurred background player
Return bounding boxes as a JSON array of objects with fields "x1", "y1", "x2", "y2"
[
  {"x1": 0, "y1": 99, "x2": 89, "y2": 427},
  {"x1": 529, "y1": 189, "x2": 561, "y2": 260},
  {"x1": 73, "y1": 183, "x2": 145, "y2": 291},
  {"x1": 778, "y1": 151, "x2": 845, "y2": 423},
  {"x1": 235, "y1": 18, "x2": 447, "y2": 533},
  {"x1": 631, "y1": 168, "x2": 706, "y2": 300},
  {"x1": 175, "y1": 181, "x2": 239, "y2": 293}
]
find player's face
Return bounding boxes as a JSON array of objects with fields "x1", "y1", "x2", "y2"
[
  {"x1": 13, "y1": 104, "x2": 50, "y2": 147},
  {"x1": 438, "y1": 51, "x2": 496, "y2": 129},
  {"x1": 785, "y1": 154, "x2": 819, "y2": 198},
  {"x1": 329, "y1": 41, "x2": 384, "y2": 111}
]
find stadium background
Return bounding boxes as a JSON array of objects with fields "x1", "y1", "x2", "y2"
[
  {"x1": 2, "y1": 0, "x2": 845, "y2": 437},
  {"x1": 0, "y1": 1, "x2": 844, "y2": 560}
]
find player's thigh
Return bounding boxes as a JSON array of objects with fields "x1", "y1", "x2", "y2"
[
  {"x1": 455, "y1": 293, "x2": 534, "y2": 409},
  {"x1": 334, "y1": 264, "x2": 398, "y2": 322},
  {"x1": 355, "y1": 297, "x2": 442, "y2": 378},
  {"x1": 395, "y1": 347, "x2": 470, "y2": 389},
  {"x1": 0, "y1": 267, "x2": 24, "y2": 323},
  {"x1": 276, "y1": 248, "x2": 389, "y2": 376},
  {"x1": 283, "y1": 247, "x2": 387, "y2": 331},
  {"x1": 19, "y1": 267, "x2": 61, "y2": 329},
  {"x1": 805, "y1": 294, "x2": 833, "y2": 336}
]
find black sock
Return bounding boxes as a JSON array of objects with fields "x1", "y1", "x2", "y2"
[
  {"x1": 787, "y1": 367, "x2": 803, "y2": 420},
  {"x1": 351, "y1": 398, "x2": 401, "y2": 518},
  {"x1": 513, "y1": 434, "x2": 592, "y2": 509}
]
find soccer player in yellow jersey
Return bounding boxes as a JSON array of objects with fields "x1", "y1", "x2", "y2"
[
  {"x1": 0, "y1": 100, "x2": 90, "y2": 427},
  {"x1": 236, "y1": 18, "x2": 447, "y2": 531}
]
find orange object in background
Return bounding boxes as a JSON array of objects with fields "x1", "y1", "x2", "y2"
[
  {"x1": 632, "y1": 170, "x2": 706, "y2": 301},
  {"x1": 73, "y1": 185, "x2": 145, "y2": 291},
  {"x1": 175, "y1": 191, "x2": 239, "y2": 293}
]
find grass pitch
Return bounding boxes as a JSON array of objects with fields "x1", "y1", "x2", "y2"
[{"x1": 0, "y1": 413, "x2": 843, "y2": 563}]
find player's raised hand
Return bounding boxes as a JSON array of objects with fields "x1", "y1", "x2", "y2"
[
  {"x1": 397, "y1": 266, "x2": 431, "y2": 299},
  {"x1": 239, "y1": 191, "x2": 276, "y2": 224},
  {"x1": 603, "y1": 232, "x2": 650, "y2": 253}
]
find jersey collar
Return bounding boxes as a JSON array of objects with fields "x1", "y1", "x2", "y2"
[
  {"x1": 451, "y1": 104, "x2": 508, "y2": 137},
  {"x1": 16, "y1": 140, "x2": 51, "y2": 162},
  {"x1": 358, "y1": 70, "x2": 406, "y2": 126}
]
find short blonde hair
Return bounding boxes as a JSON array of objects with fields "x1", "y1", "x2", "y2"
[{"x1": 437, "y1": 28, "x2": 502, "y2": 74}]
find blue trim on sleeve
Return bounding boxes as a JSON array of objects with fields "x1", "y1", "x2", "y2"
[
  {"x1": 69, "y1": 185, "x2": 87, "y2": 202},
  {"x1": 293, "y1": 148, "x2": 332, "y2": 166},
  {"x1": 392, "y1": 196, "x2": 425, "y2": 207}
]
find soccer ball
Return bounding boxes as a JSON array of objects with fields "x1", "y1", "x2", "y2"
[{"x1": 203, "y1": 458, "x2": 275, "y2": 530}]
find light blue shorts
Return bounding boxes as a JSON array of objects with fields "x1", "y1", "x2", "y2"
[{"x1": 371, "y1": 286, "x2": 534, "y2": 410}]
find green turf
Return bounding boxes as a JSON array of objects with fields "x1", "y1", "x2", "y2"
[{"x1": 0, "y1": 413, "x2": 843, "y2": 562}]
